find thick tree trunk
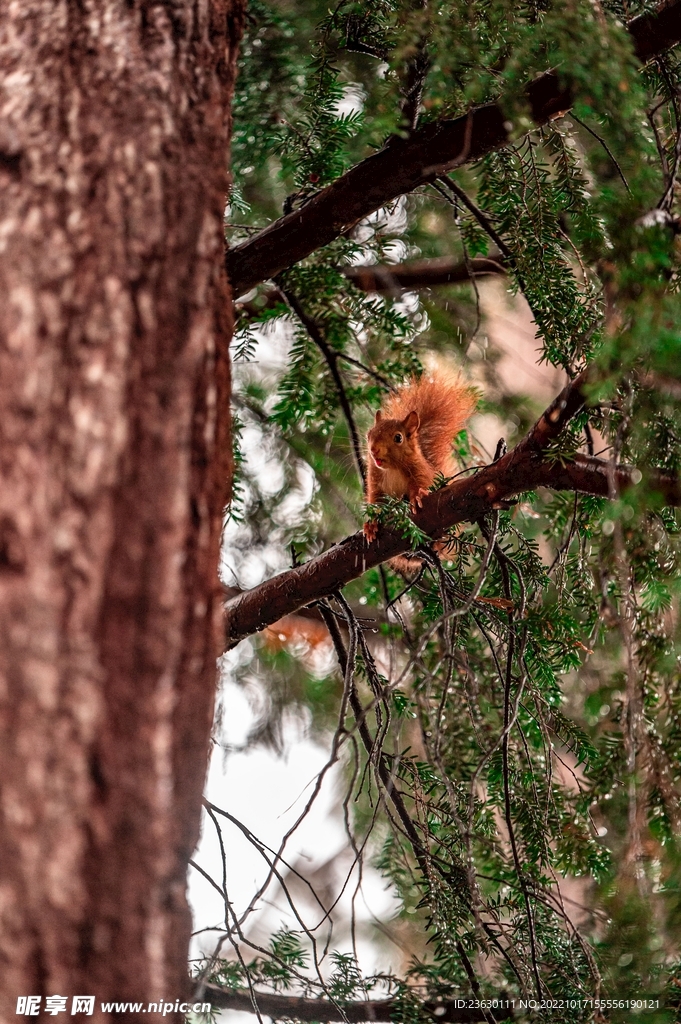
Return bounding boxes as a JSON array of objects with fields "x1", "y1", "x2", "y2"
[{"x1": 0, "y1": 2, "x2": 245, "y2": 1019}]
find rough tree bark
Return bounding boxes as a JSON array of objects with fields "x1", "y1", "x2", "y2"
[{"x1": 0, "y1": 2, "x2": 245, "y2": 1019}]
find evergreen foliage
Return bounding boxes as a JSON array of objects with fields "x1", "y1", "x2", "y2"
[{"x1": 210, "y1": 1, "x2": 681, "y2": 1020}]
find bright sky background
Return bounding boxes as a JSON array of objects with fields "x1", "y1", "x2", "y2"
[{"x1": 189, "y1": 667, "x2": 402, "y2": 1023}]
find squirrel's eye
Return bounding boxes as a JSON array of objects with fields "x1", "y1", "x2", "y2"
[{"x1": 394, "y1": 433, "x2": 403, "y2": 443}]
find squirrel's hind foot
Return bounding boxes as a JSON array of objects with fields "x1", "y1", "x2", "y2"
[{"x1": 363, "y1": 520, "x2": 378, "y2": 543}]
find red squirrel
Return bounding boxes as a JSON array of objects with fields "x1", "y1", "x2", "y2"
[{"x1": 363, "y1": 371, "x2": 477, "y2": 555}]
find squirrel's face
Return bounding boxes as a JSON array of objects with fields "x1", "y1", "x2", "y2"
[{"x1": 368, "y1": 409, "x2": 420, "y2": 469}]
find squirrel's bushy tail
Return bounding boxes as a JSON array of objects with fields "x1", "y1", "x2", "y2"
[{"x1": 383, "y1": 370, "x2": 477, "y2": 472}]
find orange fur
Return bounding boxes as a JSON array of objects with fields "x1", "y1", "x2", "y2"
[
  {"x1": 364, "y1": 371, "x2": 476, "y2": 569},
  {"x1": 381, "y1": 372, "x2": 476, "y2": 476}
]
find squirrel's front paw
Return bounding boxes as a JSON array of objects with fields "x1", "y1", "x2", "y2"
[
  {"x1": 410, "y1": 488, "x2": 429, "y2": 513},
  {"x1": 363, "y1": 520, "x2": 378, "y2": 543}
]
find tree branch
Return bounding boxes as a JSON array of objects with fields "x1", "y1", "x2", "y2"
[
  {"x1": 202, "y1": 984, "x2": 493, "y2": 1022},
  {"x1": 234, "y1": 256, "x2": 506, "y2": 319},
  {"x1": 226, "y1": 2, "x2": 681, "y2": 297},
  {"x1": 343, "y1": 254, "x2": 506, "y2": 293},
  {"x1": 533, "y1": 453, "x2": 678, "y2": 504},
  {"x1": 224, "y1": 371, "x2": 680, "y2": 648}
]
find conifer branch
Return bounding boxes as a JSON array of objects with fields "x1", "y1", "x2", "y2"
[
  {"x1": 226, "y1": 1, "x2": 681, "y2": 297},
  {"x1": 224, "y1": 372, "x2": 680, "y2": 649}
]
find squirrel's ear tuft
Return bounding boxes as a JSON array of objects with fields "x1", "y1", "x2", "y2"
[
  {"x1": 374, "y1": 410, "x2": 382, "y2": 424},
  {"x1": 404, "y1": 410, "x2": 419, "y2": 434}
]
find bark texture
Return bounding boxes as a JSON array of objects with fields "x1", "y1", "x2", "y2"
[{"x1": 0, "y1": 1, "x2": 245, "y2": 1019}]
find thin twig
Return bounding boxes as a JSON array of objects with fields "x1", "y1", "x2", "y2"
[
  {"x1": 571, "y1": 113, "x2": 632, "y2": 193},
  {"x1": 431, "y1": 181, "x2": 482, "y2": 338},
  {"x1": 277, "y1": 283, "x2": 367, "y2": 485}
]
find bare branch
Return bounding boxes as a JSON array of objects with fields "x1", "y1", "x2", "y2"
[
  {"x1": 234, "y1": 256, "x2": 506, "y2": 318},
  {"x1": 202, "y1": 985, "x2": 492, "y2": 1022},
  {"x1": 226, "y1": 2, "x2": 681, "y2": 297},
  {"x1": 533, "y1": 453, "x2": 678, "y2": 503},
  {"x1": 343, "y1": 254, "x2": 506, "y2": 293}
]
